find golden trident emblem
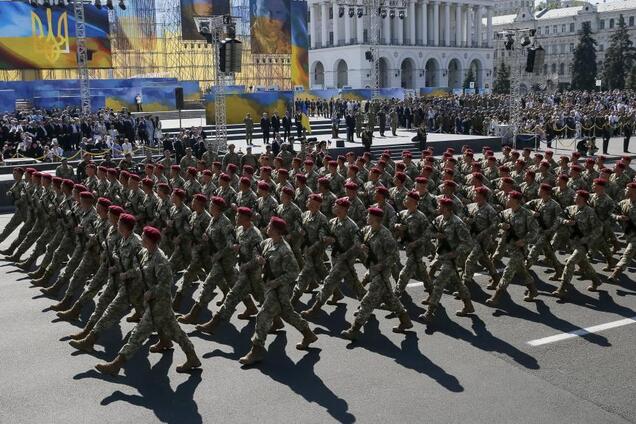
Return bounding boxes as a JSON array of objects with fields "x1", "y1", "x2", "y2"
[{"x1": 31, "y1": 8, "x2": 70, "y2": 64}]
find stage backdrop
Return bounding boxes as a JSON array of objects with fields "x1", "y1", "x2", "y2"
[
  {"x1": 290, "y1": 0, "x2": 309, "y2": 88},
  {"x1": 0, "y1": 2, "x2": 111, "y2": 69},
  {"x1": 339, "y1": 88, "x2": 406, "y2": 101},
  {"x1": 420, "y1": 87, "x2": 452, "y2": 97},
  {"x1": 204, "y1": 91, "x2": 293, "y2": 125},
  {"x1": 180, "y1": 0, "x2": 230, "y2": 41},
  {"x1": 112, "y1": 0, "x2": 157, "y2": 53},
  {"x1": 0, "y1": 90, "x2": 16, "y2": 113},
  {"x1": 249, "y1": 0, "x2": 291, "y2": 55}
]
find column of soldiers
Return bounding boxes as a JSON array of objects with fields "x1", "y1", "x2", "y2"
[{"x1": 2, "y1": 143, "x2": 636, "y2": 373}]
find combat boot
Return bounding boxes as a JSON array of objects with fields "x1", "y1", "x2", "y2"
[
  {"x1": 306, "y1": 281, "x2": 319, "y2": 292},
  {"x1": 587, "y1": 275, "x2": 602, "y2": 292},
  {"x1": 172, "y1": 290, "x2": 184, "y2": 311},
  {"x1": 485, "y1": 288, "x2": 506, "y2": 307},
  {"x1": 290, "y1": 291, "x2": 302, "y2": 306},
  {"x1": 6, "y1": 253, "x2": 21, "y2": 263},
  {"x1": 296, "y1": 327, "x2": 318, "y2": 350},
  {"x1": 125, "y1": 309, "x2": 143, "y2": 323},
  {"x1": 149, "y1": 338, "x2": 174, "y2": 353},
  {"x1": 39, "y1": 276, "x2": 64, "y2": 296},
  {"x1": 602, "y1": 256, "x2": 617, "y2": 272},
  {"x1": 486, "y1": 273, "x2": 500, "y2": 290},
  {"x1": 28, "y1": 268, "x2": 44, "y2": 280},
  {"x1": 50, "y1": 294, "x2": 73, "y2": 311},
  {"x1": 418, "y1": 305, "x2": 437, "y2": 324},
  {"x1": 216, "y1": 288, "x2": 229, "y2": 306},
  {"x1": 340, "y1": 323, "x2": 361, "y2": 340},
  {"x1": 176, "y1": 350, "x2": 201, "y2": 373},
  {"x1": 69, "y1": 324, "x2": 93, "y2": 340},
  {"x1": 392, "y1": 312, "x2": 413, "y2": 333},
  {"x1": 16, "y1": 257, "x2": 36, "y2": 270},
  {"x1": 69, "y1": 331, "x2": 97, "y2": 352},
  {"x1": 32, "y1": 270, "x2": 54, "y2": 287},
  {"x1": 56, "y1": 301, "x2": 82, "y2": 321},
  {"x1": 237, "y1": 297, "x2": 258, "y2": 320},
  {"x1": 605, "y1": 270, "x2": 620, "y2": 285},
  {"x1": 239, "y1": 344, "x2": 266, "y2": 365},
  {"x1": 301, "y1": 300, "x2": 324, "y2": 318},
  {"x1": 326, "y1": 288, "x2": 344, "y2": 305},
  {"x1": 420, "y1": 293, "x2": 432, "y2": 305},
  {"x1": 523, "y1": 281, "x2": 539, "y2": 302},
  {"x1": 95, "y1": 354, "x2": 126, "y2": 376},
  {"x1": 195, "y1": 314, "x2": 222, "y2": 335},
  {"x1": 178, "y1": 303, "x2": 202, "y2": 324},
  {"x1": 268, "y1": 316, "x2": 284, "y2": 334},
  {"x1": 551, "y1": 284, "x2": 568, "y2": 299},
  {"x1": 455, "y1": 299, "x2": 475, "y2": 317}
]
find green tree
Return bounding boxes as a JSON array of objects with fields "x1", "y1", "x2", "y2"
[
  {"x1": 627, "y1": 66, "x2": 636, "y2": 89},
  {"x1": 571, "y1": 21, "x2": 597, "y2": 90},
  {"x1": 603, "y1": 14, "x2": 636, "y2": 89},
  {"x1": 463, "y1": 67, "x2": 475, "y2": 89},
  {"x1": 493, "y1": 64, "x2": 510, "y2": 94}
]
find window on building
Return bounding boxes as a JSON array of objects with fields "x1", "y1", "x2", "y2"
[
  {"x1": 553, "y1": 25, "x2": 557, "y2": 34},
  {"x1": 551, "y1": 63, "x2": 557, "y2": 74},
  {"x1": 559, "y1": 63, "x2": 565, "y2": 75},
  {"x1": 543, "y1": 63, "x2": 548, "y2": 74},
  {"x1": 561, "y1": 24, "x2": 566, "y2": 33},
  {"x1": 560, "y1": 44, "x2": 565, "y2": 54},
  {"x1": 329, "y1": 8, "x2": 333, "y2": 19},
  {"x1": 610, "y1": 18, "x2": 615, "y2": 29},
  {"x1": 570, "y1": 43, "x2": 574, "y2": 52},
  {"x1": 600, "y1": 20, "x2": 605, "y2": 30},
  {"x1": 545, "y1": 26, "x2": 549, "y2": 34},
  {"x1": 570, "y1": 23, "x2": 575, "y2": 32},
  {"x1": 537, "y1": 27, "x2": 542, "y2": 35},
  {"x1": 630, "y1": 16, "x2": 635, "y2": 27}
]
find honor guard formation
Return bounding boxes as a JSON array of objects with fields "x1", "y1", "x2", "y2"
[{"x1": 1, "y1": 142, "x2": 635, "y2": 376}]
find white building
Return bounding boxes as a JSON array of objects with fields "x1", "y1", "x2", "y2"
[
  {"x1": 307, "y1": 0, "x2": 496, "y2": 91},
  {"x1": 492, "y1": 0, "x2": 636, "y2": 90},
  {"x1": 493, "y1": 0, "x2": 535, "y2": 17}
]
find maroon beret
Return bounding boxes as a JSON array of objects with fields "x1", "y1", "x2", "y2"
[
  {"x1": 193, "y1": 193, "x2": 207, "y2": 204},
  {"x1": 407, "y1": 191, "x2": 420, "y2": 201},
  {"x1": 367, "y1": 207, "x2": 384, "y2": 217},
  {"x1": 257, "y1": 181, "x2": 270, "y2": 191},
  {"x1": 308, "y1": 193, "x2": 323, "y2": 203},
  {"x1": 219, "y1": 173, "x2": 231, "y2": 182},
  {"x1": 142, "y1": 178, "x2": 154, "y2": 188},
  {"x1": 281, "y1": 186, "x2": 294, "y2": 196},
  {"x1": 269, "y1": 216, "x2": 287, "y2": 233},
  {"x1": 119, "y1": 213, "x2": 136, "y2": 228},
  {"x1": 211, "y1": 196, "x2": 226, "y2": 208},
  {"x1": 187, "y1": 166, "x2": 198, "y2": 176},
  {"x1": 335, "y1": 197, "x2": 351, "y2": 208},
  {"x1": 237, "y1": 206, "x2": 253, "y2": 216},
  {"x1": 576, "y1": 190, "x2": 590, "y2": 200},
  {"x1": 108, "y1": 205, "x2": 124, "y2": 216},
  {"x1": 344, "y1": 182, "x2": 358, "y2": 190},
  {"x1": 142, "y1": 226, "x2": 161, "y2": 243},
  {"x1": 439, "y1": 197, "x2": 454, "y2": 207},
  {"x1": 508, "y1": 191, "x2": 523, "y2": 200},
  {"x1": 172, "y1": 188, "x2": 186, "y2": 199},
  {"x1": 97, "y1": 197, "x2": 112, "y2": 207},
  {"x1": 376, "y1": 186, "x2": 390, "y2": 197}
]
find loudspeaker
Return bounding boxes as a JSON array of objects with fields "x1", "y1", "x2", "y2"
[
  {"x1": 219, "y1": 38, "x2": 243, "y2": 73},
  {"x1": 175, "y1": 87, "x2": 184, "y2": 110},
  {"x1": 525, "y1": 46, "x2": 545, "y2": 73},
  {"x1": 335, "y1": 139, "x2": 344, "y2": 148}
]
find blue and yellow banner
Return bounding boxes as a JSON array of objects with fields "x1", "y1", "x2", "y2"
[
  {"x1": 249, "y1": 0, "x2": 291, "y2": 55},
  {"x1": 291, "y1": 0, "x2": 309, "y2": 89},
  {"x1": 180, "y1": 0, "x2": 230, "y2": 41},
  {"x1": 205, "y1": 91, "x2": 293, "y2": 125},
  {"x1": 0, "y1": 2, "x2": 111, "y2": 69}
]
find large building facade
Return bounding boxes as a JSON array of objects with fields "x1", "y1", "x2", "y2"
[
  {"x1": 307, "y1": 0, "x2": 496, "y2": 91},
  {"x1": 492, "y1": 0, "x2": 636, "y2": 90}
]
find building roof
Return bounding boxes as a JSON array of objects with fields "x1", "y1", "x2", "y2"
[
  {"x1": 597, "y1": 0, "x2": 636, "y2": 13},
  {"x1": 536, "y1": 6, "x2": 584, "y2": 20},
  {"x1": 491, "y1": 14, "x2": 517, "y2": 26}
]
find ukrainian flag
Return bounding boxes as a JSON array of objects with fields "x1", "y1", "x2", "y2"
[{"x1": 300, "y1": 103, "x2": 312, "y2": 134}]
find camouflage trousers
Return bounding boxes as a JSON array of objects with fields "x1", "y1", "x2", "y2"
[
  {"x1": 61, "y1": 250, "x2": 100, "y2": 299},
  {"x1": 85, "y1": 277, "x2": 118, "y2": 329},
  {"x1": 561, "y1": 244, "x2": 598, "y2": 287},
  {"x1": 119, "y1": 297, "x2": 196, "y2": 360},
  {"x1": 49, "y1": 240, "x2": 85, "y2": 281},
  {"x1": 497, "y1": 248, "x2": 534, "y2": 291},
  {"x1": 12, "y1": 220, "x2": 49, "y2": 258},
  {"x1": 429, "y1": 258, "x2": 470, "y2": 307},
  {"x1": 197, "y1": 255, "x2": 237, "y2": 307},
  {"x1": 317, "y1": 258, "x2": 366, "y2": 304},
  {"x1": 252, "y1": 283, "x2": 310, "y2": 348},
  {"x1": 5, "y1": 213, "x2": 36, "y2": 252},
  {"x1": 527, "y1": 234, "x2": 562, "y2": 270},
  {"x1": 396, "y1": 248, "x2": 429, "y2": 295},
  {"x1": 615, "y1": 239, "x2": 636, "y2": 274},
  {"x1": 551, "y1": 226, "x2": 571, "y2": 251},
  {"x1": 293, "y1": 246, "x2": 328, "y2": 298},
  {"x1": 463, "y1": 241, "x2": 499, "y2": 284},
  {"x1": 160, "y1": 237, "x2": 174, "y2": 259},
  {"x1": 589, "y1": 223, "x2": 617, "y2": 263},
  {"x1": 354, "y1": 269, "x2": 406, "y2": 328},
  {"x1": 92, "y1": 280, "x2": 144, "y2": 335},
  {"x1": 217, "y1": 266, "x2": 263, "y2": 320},
  {"x1": 0, "y1": 208, "x2": 26, "y2": 243},
  {"x1": 168, "y1": 241, "x2": 192, "y2": 273},
  {"x1": 30, "y1": 228, "x2": 64, "y2": 269},
  {"x1": 177, "y1": 249, "x2": 211, "y2": 295},
  {"x1": 40, "y1": 232, "x2": 75, "y2": 276}
]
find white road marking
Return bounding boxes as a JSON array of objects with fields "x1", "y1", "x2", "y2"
[{"x1": 527, "y1": 316, "x2": 636, "y2": 347}]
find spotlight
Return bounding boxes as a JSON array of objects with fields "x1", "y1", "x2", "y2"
[
  {"x1": 118, "y1": 0, "x2": 126, "y2": 10},
  {"x1": 380, "y1": 9, "x2": 387, "y2": 19},
  {"x1": 389, "y1": 9, "x2": 395, "y2": 19},
  {"x1": 357, "y1": 8, "x2": 363, "y2": 18},
  {"x1": 520, "y1": 35, "x2": 531, "y2": 47},
  {"x1": 338, "y1": 6, "x2": 344, "y2": 18},
  {"x1": 57, "y1": 0, "x2": 65, "y2": 7},
  {"x1": 106, "y1": 0, "x2": 113, "y2": 9},
  {"x1": 398, "y1": 10, "x2": 405, "y2": 20},
  {"x1": 94, "y1": 0, "x2": 101, "y2": 9},
  {"x1": 348, "y1": 7, "x2": 355, "y2": 18}
]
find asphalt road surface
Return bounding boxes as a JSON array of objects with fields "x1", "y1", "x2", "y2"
[{"x1": 0, "y1": 213, "x2": 635, "y2": 424}]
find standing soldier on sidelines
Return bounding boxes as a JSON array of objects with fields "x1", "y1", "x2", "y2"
[
  {"x1": 552, "y1": 190, "x2": 603, "y2": 297},
  {"x1": 607, "y1": 182, "x2": 636, "y2": 284},
  {"x1": 196, "y1": 207, "x2": 263, "y2": 334},
  {"x1": 178, "y1": 196, "x2": 236, "y2": 323},
  {"x1": 69, "y1": 214, "x2": 145, "y2": 353},
  {"x1": 486, "y1": 191, "x2": 540, "y2": 307},
  {"x1": 394, "y1": 191, "x2": 432, "y2": 297},
  {"x1": 94, "y1": 226, "x2": 201, "y2": 376},
  {"x1": 421, "y1": 198, "x2": 475, "y2": 323},
  {"x1": 239, "y1": 217, "x2": 318, "y2": 366},
  {"x1": 172, "y1": 193, "x2": 211, "y2": 313},
  {"x1": 0, "y1": 167, "x2": 27, "y2": 245},
  {"x1": 341, "y1": 207, "x2": 413, "y2": 340}
]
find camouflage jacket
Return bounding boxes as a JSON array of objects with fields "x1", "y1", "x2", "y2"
[
  {"x1": 560, "y1": 204, "x2": 602, "y2": 247},
  {"x1": 432, "y1": 214, "x2": 472, "y2": 260},
  {"x1": 205, "y1": 213, "x2": 236, "y2": 258},
  {"x1": 499, "y1": 206, "x2": 539, "y2": 247},
  {"x1": 397, "y1": 208, "x2": 431, "y2": 251},
  {"x1": 327, "y1": 216, "x2": 360, "y2": 262},
  {"x1": 236, "y1": 224, "x2": 263, "y2": 268},
  {"x1": 258, "y1": 238, "x2": 299, "y2": 288},
  {"x1": 255, "y1": 194, "x2": 279, "y2": 228},
  {"x1": 361, "y1": 225, "x2": 398, "y2": 274},
  {"x1": 464, "y1": 202, "x2": 499, "y2": 241},
  {"x1": 525, "y1": 198, "x2": 562, "y2": 234}
]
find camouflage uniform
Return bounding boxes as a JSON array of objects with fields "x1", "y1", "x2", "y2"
[
  {"x1": 11, "y1": 184, "x2": 50, "y2": 258},
  {"x1": 177, "y1": 210, "x2": 212, "y2": 297},
  {"x1": 255, "y1": 194, "x2": 279, "y2": 229},
  {"x1": 167, "y1": 203, "x2": 192, "y2": 272},
  {"x1": 0, "y1": 178, "x2": 27, "y2": 243},
  {"x1": 197, "y1": 213, "x2": 236, "y2": 307},
  {"x1": 462, "y1": 202, "x2": 500, "y2": 285},
  {"x1": 118, "y1": 248, "x2": 197, "y2": 361},
  {"x1": 35, "y1": 196, "x2": 78, "y2": 280},
  {"x1": 525, "y1": 197, "x2": 563, "y2": 272},
  {"x1": 293, "y1": 209, "x2": 329, "y2": 299},
  {"x1": 251, "y1": 238, "x2": 310, "y2": 348},
  {"x1": 394, "y1": 208, "x2": 432, "y2": 294},
  {"x1": 125, "y1": 187, "x2": 145, "y2": 232},
  {"x1": 589, "y1": 192, "x2": 618, "y2": 264},
  {"x1": 612, "y1": 199, "x2": 636, "y2": 275},
  {"x1": 276, "y1": 201, "x2": 304, "y2": 266},
  {"x1": 139, "y1": 192, "x2": 160, "y2": 229}
]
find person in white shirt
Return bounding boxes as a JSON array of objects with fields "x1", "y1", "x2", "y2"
[{"x1": 121, "y1": 138, "x2": 133, "y2": 155}]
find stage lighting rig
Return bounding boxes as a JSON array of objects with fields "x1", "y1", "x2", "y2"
[
  {"x1": 380, "y1": 8, "x2": 387, "y2": 18},
  {"x1": 398, "y1": 10, "x2": 405, "y2": 19},
  {"x1": 338, "y1": 6, "x2": 345, "y2": 17},
  {"x1": 118, "y1": 0, "x2": 125, "y2": 10},
  {"x1": 57, "y1": 0, "x2": 65, "y2": 6},
  {"x1": 356, "y1": 7, "x2": 363, "y2": 18},
  {"x1": 348, "y1": 7, "x2": 355, "y2": 17},
  {"x1": 106, "y1": 0, "x2": 113, "y2": 10},
  {"x1": 389, "y1": 9, "x2": 395, "y2": 19},
  {"x1": 94, "y1": 0, "x2": 101, "y2": 9}
]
